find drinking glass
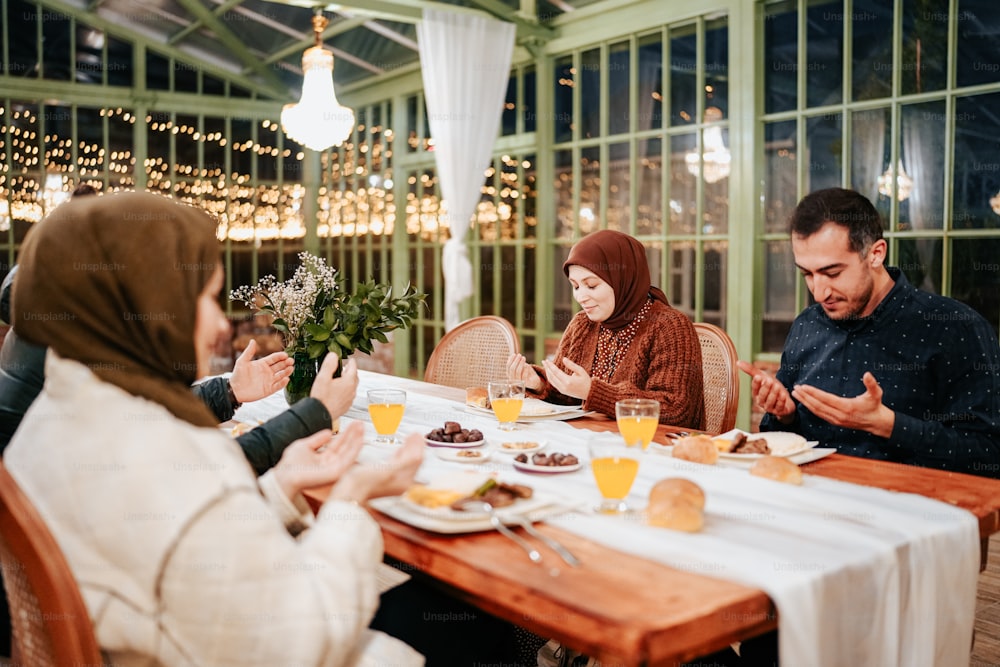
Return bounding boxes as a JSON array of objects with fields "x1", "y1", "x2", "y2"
[
  {"x1": 589, "y1": 435, "x2": 641, "y2": 514},
  {"x1": 367, "y1": 389, "x2": 406, "y2": 444},
  {"x1": 487, "y1": 380, "x2": 525, "y2": 432},
  {"x1": 615, "y1": 398, "x2": 660, "y2": 450}
]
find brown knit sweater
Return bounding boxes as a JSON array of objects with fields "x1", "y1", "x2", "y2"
[{"x1": 532, "y1": 301, "x2": 705, "y2": 429}]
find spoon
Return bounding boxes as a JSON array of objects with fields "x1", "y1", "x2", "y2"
[{"x1": 457, "y1": 499, "x2": 542, "y2": 564}]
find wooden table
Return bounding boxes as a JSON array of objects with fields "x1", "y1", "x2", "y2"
[{"x1": 314, "y1": 374, "x2": 1000, "y2": 666}]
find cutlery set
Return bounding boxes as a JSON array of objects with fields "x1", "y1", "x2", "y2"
[{"x1": 456, "y1": 499, "x2": 580, "y2": 567}]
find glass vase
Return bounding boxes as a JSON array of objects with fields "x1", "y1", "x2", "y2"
[{"x1": 284, "y1": 350, "x2": 320, "y2": 405}]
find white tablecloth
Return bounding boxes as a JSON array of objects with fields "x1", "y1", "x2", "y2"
[{"x1": 233, "y1": 371, "x2": 980, "y2": 667}]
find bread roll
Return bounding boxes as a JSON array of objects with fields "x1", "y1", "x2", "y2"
[
  {"x1": 671, "y1": 435, "x2": 718, "y2": 465},
  {"x1": 465, "y1": 387, "x2": 489, "y2": 408},
  {"x1": 749, "y1": 455, "x2": 803, "y2": 485},
  {"x1": 647, "y1": 499, "x2": 704, "y2": 532},
  {"x1": 649, "y1": 478, "x2": 706, "y2": 511}
]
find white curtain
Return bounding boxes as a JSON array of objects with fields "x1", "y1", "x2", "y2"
[{"x1": 417, "y1": 9, "x2": 516, "y2": 330}]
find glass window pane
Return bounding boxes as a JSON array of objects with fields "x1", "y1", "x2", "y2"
[
  {"x1": 41, "y1": 11, "x2": 71, "y2": 81},
  {"x1": 705, "y1": 18, "x2": 729, "y2": 118},
  {"x1": 705, "y1": 149, "x2": 729, "y2": 235},
  {"x1": 554, "y1": 56, "x2": 574, "y2": 143},
  {"x1": 523, "y1": 154, "x2": 537, "y2": 240},
  {"x1": 852, "y1": 0, "x2": 893, "y2": 101},
  {"x1": 669, "y1": 25, "x2": 697, "y2": 126},
  {"x1": 174, "y1": 59, "x2": 198, "y2": 94},
  {"x1": 608, "y1": 142, "x2": 630, "y2": 232},
  {"x1": 957, "y1": 0, "x2": 1000, "y2": 88},
  {"x1": 646, "y1": 240, "x2": 665, "y2": 297},
  {"x1": 637, "y1": 137, "x2": 663, "y2": 236},
  {"x1": 851, "y1": 107, "x2": 890, "y2": 207},
  {"x1": 406, "y1": 95, "x2": 418, "y2": 153},
  {"x1": 704, "y1": 242, "x2": 727, "y2": 328},
  {"x1": 668, "y1": 241, "x2": 696, "y2": 319},
  {"x1": 580, "y1": 48, "x2": 601, "y2": 139},
  {"x1": 609, "y1": 41, "x2": 631, "y2": 136},
  {"x1": 580, "y1": 146, "x2": 601, "y2": 233},
  {"x1": 951, "y1": 238, "x2": 1000, "y2": 336},
  {"x1": 807, "y1": 0, "x2": 843, "y2": 106},
  {"x1": 901, "y1": 0, "x2": 948, "y2": 94},
  {"x1": 106, "y1": 36, "x2": 132, "y2": 87},
  {"x1": 637, "y1": 33, "x2": 663, "y2": 131},
  {"x1": 897, "y1": 238, "x2": 941, "y2": 294},
  {"x1": 670, "y1": 133, "x2": 697, "y2": 234},
  {"x1": 502, "y1": 75, "x2": 516, "y2": 136},
  {"x1": 899, "y1": 101, "x2": 945, "y2": 231},
  {"x1": 765, "y1": 120, "x2": 798, "y2": 233},
  {"x1": 764, "y1": 0, "x2": 798, "y2": 114},
  {"x1": 554, "y1": 149, "x2": 574, "y2": 239},
  {"x1": 953, "y1": 92, "x2": 1000, "y2": 229},
  {"x1": 806, "y1": 112, "x2": 842, "y2": 192},
  {"x1": 523, "y1": 66, "x2": 537, "y2": 133},
  {"x1": 146, "y1": 51, "x2": 169, "y2": 90},
  {"x1": 8, "y1": 0, "x2": 37, "y2": 79},
  {"x1": 763, "y1": 240, "x2": 797, "y2": 353}
]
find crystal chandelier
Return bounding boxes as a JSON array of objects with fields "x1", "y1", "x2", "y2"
[
  {"x1": 280, "y1": 12, "x2": 355, "y2": 152},
  {"x1": 685, "y1": 107, "x2": 731, "y2": 184},
  {"x1": 877, "y1": 159, "x2": 914, "y2": 202}
]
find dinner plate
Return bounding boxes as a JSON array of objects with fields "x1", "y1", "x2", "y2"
[
  {"x1": 369, "y1": 489, "x2": 565, "y2": 534},
  {"x1": 715, "y1": 431, "x2": 813, "y2": 459},
  {"x1": 434, "y1": 448, "x2": 492, "y2": 464},
  {"x1": 397, "y1": 486, "x2": 556, "y2": 522},
  {"x1": 494, "y1": 440, "x2": 547, "y2": 455},
  {"x1": 425, "y1": 436, "x2": 487, "y2": 449},
  {"x1": 511, "y1": 458, "x2": 582, "y2": 474},
  {"x1": 464, "y1": 399, "x2": 588, "y2": 421},
  {"x1": 649, "y1": 439, "x2": 820, "y2": 461}
]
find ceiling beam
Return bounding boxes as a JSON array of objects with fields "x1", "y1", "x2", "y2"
[
  {"x1": 172, "y1": 0, "x2": 289, "y2": 96},
  {"x1": 169, "y1": 0, "x2": 245, "y2": 45},
  {"x1": 259, "y1": 16, "x2": 369, "y2": 67},
  {"x1": 465, "y1": 0, "x2": 554, "y2": 42}
]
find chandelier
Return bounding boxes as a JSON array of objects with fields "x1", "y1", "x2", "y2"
[
  {"x1": 877, "y1": 159, "x2": 914, "y2": 201},
  {"x1": 685, "y1": 107, "x2": 731, "y2": 184},
  {"x1": 280, "y1": 11, "x2": 355, "y2": 152}
]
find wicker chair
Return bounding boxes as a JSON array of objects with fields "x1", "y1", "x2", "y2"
[
  {"x1": 693, "y1": 322, "x2": 739, "y2": 434},
  {"x1": 424, "y1": 316, "x2": 520, "y2": 389},
  {"x1": 0, "y1": 461, "x2": 102, "y2": 666}
]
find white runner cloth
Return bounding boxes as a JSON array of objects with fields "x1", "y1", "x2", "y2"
[{"x1": 233, "y1": 372, "x2": 979, "y2": 667}]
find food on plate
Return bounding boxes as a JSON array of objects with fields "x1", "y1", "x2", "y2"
[
  {"x1": 465, "y1": 387, "x2": 490, "y2": 409},
  {"x1": 648, "y1": 477, "x2": 705, "y2": 511},
  {"x1": 456, "y1": 450, "x2": 485, "y2": 459},
  {"x1": 714, "y1": 432, "x2": 771, "y2": 455},
  {"x1": 405, "y1": 485, "x2": 468, "y2": 509},
  {"x1": 500, "y1": 441, "x2": 541, "y2": 451},
  {"x1": 514, "y1": 452, "x2": 579, "y2": 467},
  {"x1": 671, "y1": 435, "x2": 718, "y2": 465},
  {"x1": 646, "y1": 477, "x2": 705, "y2": 532},
  {"x1": 750, "y1": 455, "x2": 803, "y2": 485},
  {"x1": 425, "y1": 421, "x2": 485, "y2": 444},
  {"x1": 449, "y1": 478, "x2": 534, "y2": 510}
]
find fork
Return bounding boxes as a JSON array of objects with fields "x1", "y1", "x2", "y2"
[
  {"x1": 457, "y1": 500, "x2": 542, "y2": 564},
  {"x1": 507, "y1": 515, "x2": 581, "y2": 567}
]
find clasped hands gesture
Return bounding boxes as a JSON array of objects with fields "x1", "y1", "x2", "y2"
[
  {"x1": 506, "y1": 353, "x2": 592, "y2": 400},
  {"x1": 736, "y1": 361, "x2": 895, "y2": 438}
]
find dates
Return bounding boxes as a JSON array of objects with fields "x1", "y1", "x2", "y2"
[
  {"x1": 425, "y1": 421, "x2": 484, "y2": 443},
  {"x1": 514, "y1": 452, "x2": 579, "y2": 467}
]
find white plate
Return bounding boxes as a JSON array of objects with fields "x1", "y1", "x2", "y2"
[
  {"x1": 717, "y1": 431, "x2": 813, "y2": 459},
  {"x1": 369, "y1": 489, "x2": 564, "y2": 534},
  {"x1": 649, "y1": 439, "x2": 821, "y2": 461},
  {"x1": 511, "y1": 458, "x2": 583, "y2": 474},
  {"x1": 494, "y1": 440, "x2": 547, "y2": 455},
  {"x1": 425, "y1": 437, "x2": 487, "y2": 449},
  {"x1": 434, "y1": 448, "x2": 492, "y2": 463},
  {"x1": 464, "y1": 400, "x2": 590, "y2": 421}
]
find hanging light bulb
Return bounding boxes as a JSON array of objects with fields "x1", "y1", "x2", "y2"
[{"x1": 280, "y1": 11, "x2": 355, "y2": 152}]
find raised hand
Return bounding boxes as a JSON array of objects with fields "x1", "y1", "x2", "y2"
[
  {"x1": 791, "y1": 372, "x2": 895, "y2": 438},
  {"x1": 272, "y1": 422, "x2": 366, "y2": 498},
  {"x1": 542, "y1": 357, "x2": 592, "y2": 400},
  {"x1": 328, "y1": 431, "x2": 425, "y2": 503},
  {"x1": 309, "y1": 355, "x2": 359, "y2": 420},
  {"x1": 229, "y1": 339, "x2": 295, "y2": 402},
  {"x1": 506, "y1": 353, "x2": 543, "y2": 391},
  {"x1": 736, "y1": 360, "x2": 796, "y2": 423}
]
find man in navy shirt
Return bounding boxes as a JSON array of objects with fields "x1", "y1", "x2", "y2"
[{"x1": 739, "y1": 188, "x2": 1000, "y2": 477}]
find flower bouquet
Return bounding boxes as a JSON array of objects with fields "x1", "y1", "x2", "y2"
[{"x1": 231, "y1": 252, "x2": 426, "y2": 403}]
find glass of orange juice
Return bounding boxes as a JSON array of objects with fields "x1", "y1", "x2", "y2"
[
  {"x1": 588, "y1": 435, "x2": 641, "y2": 514},
  {"x1": 615, "y1": 398, "x2": 660, "y2": 450},
  {"x1": 367, "y1": 389, "x2": 406, "y2": 444},
  {"x1": 487, "y1": 380, "x2": 525, "y2": 432}
]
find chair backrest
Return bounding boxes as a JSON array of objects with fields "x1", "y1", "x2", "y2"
[
  {"x1": 424, "y1": 316, "x2": 520, "y2": 389},
  {"x1": 0, "y1": 461, "x2": 103, "y2": 666},
  {"x1": 693, "y1": 322, "x2": 739, "y2": 434}
]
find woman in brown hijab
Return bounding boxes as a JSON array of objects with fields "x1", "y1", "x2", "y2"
[
  {"x1": 5, "y1": 191, "x2": 424, "y2": 666},
  {"x1": 508, "y1": 229, "x2": 705, "y2": 428}
]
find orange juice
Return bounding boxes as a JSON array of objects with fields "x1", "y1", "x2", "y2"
[
  {"x1": 491, "y1": 397, "x2": 524, "y2": 425},
  {"x1": 617, "y1": 416, "x2": 658, "y2": 449},
  {"x1": 591, "y1": 456, "x2": 640, "y2": 499},
  {"x1": 368, "y1": 402, "x2": 405, "y2": 435}
]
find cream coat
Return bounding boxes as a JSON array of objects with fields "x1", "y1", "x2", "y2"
[{"x1": 5, "y1": 354, "x2": 422, "y2": 667}]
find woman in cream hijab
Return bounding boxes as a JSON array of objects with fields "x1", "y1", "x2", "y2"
[{"x1": 5, "y1": 191, "x2": 424, "y2": 667}]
